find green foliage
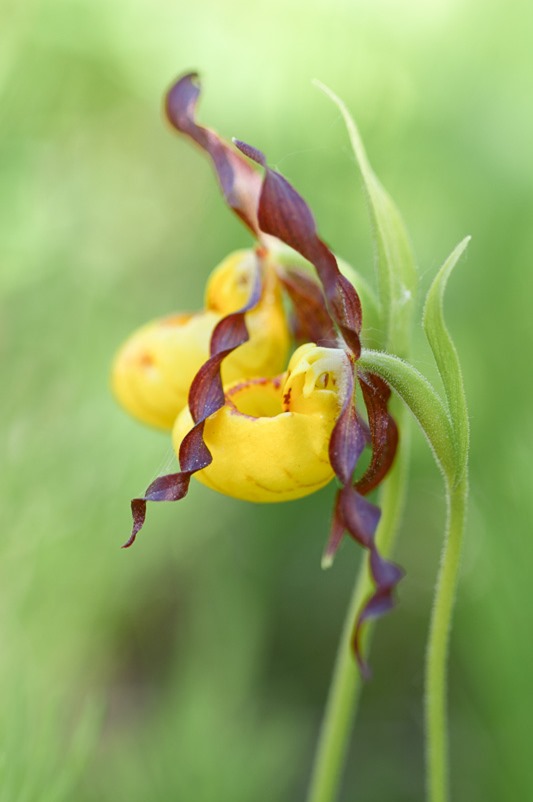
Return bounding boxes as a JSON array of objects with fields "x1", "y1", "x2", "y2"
[
  {"x1": 359, "y1": 238, "x2": 470, "y2": 487},
  {"x1": 315, "y1": 81, "x2": 417, "y2": 357},
  {"x1": 423, "y1": 238, "x2": 471, "y2": 483},
  {"x1": 1, "y1": 0, "x2": 532, "y2": 800}
]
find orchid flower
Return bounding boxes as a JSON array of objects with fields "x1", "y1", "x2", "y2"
[
  {"x1": 113, "y1": 72, "x2": 402, "y2": 673},
  {"x1": 113, "y1": 72, "x2": 472, "y2": 802}
]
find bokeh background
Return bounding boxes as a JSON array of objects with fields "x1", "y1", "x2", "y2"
[{"x1": 2, "y1": 0, "x2": 532, "y2": 799}]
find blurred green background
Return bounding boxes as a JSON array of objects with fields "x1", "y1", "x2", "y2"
[{"x1": 2, "y1": 0, "x2": 532, "y2": 799}]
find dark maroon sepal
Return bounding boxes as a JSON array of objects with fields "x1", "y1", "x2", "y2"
[
  {"x1": 322, "y1": 503, "x2": 346, "y2": 567},
  {"x1": 328, "y1": 367, "x2": 366, "y2": 486},
  {"x1": 351, "y1": 588, "x2": 398, "y2": 680},
  {"x1": 277, "y1": 267, "x2": 337, "y2": 346},
  {"x1": 233, "y1": 139, "x2": 266, "y2": 167},
  {"x1": 333, "y1": 485, "x2": 404, "y2": 676},
  {"x1": 355, "y1": 370, "x2": 399, "y2": 495},
  {"x1": 351, "y1": 548, "x2": 404, "y2": 678},
  {"x1": 178, "y1": 423, "x2": 212, "y2": 470},
  {"x1": 124, "y1": 265, "x2": 263, "y2": 547},
  {"x1": 336, "y1": 485, "x2": 381, "y2": 549},
  {"x1": 165, "y1": 74, "x2": 262, "y2": 236},
  {"x1": 322, "y1": 366, "x2": 367, "y2": 567},
  {"x1": 369, "y1": 548, "x2": 404, "y2": 589},
  {"x1": 234, "y1": 140, "x2": 362, "y2": 357},
  {"x1": 123, "y1": 498, "x2": 149, "y2": 548},
  {"x1": 357, "y1": 414, "x2": 372, "y2": 446},
  {"x1": 322, "y1": 481, "x2": 377, "y2": 567}
]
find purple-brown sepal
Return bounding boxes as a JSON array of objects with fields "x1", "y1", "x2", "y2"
[
  {"x1": 234, "y1": 141, "x2": 362, "y2": 357},
  {"x1": 124, "y1": 264, "x2": 263, "y2": 547},
  {"x1": 165, "y1": 74, "x2": 262, "y2": 236},
  {"x1": 356, "y1": 371, "x2": 398, "y2": 495}
]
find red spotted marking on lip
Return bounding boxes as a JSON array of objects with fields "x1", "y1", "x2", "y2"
[
  {"x1": 138, "y1": 353, "x2": 155, "y2": 369},
  {"x1": 222, "y1": 376, "x2": 285, "y2": 419},
  {"x1": 226, "y1": 375, "x2": 280, "y2": 396}
]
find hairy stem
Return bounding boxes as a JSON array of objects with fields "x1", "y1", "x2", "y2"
[
  {"x1": 306, "y1": 412, "x2": 409, "y2": 802},
  {"x1": 425, "y1": 476, "x2": 468, "y2": 802}
]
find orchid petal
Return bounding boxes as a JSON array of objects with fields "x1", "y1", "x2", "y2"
[
  {"x1": 328, "y1": 365, "x2": 365, "y2": 486},
  {"x1": 322, "y1": 499, "x2": 346, "y2": 569},
  {"x1": 355, "y1": 369, "x2": 399, "y2": 495},
  {"x1": 277, "y1": 267, "x2": 337, "y2": 346},
  {"x1": 165, "y1": 73, "x2": 262, "y2": 236},
  {"x1": 234, "y1": 140, "x2": 362, "y2": 357},
  {"x1": 124, "y1": 262, "x2": 264, "y2": 547},
  {"x1": 335, "y1": 485, "x2": 404, "y2": 675}
]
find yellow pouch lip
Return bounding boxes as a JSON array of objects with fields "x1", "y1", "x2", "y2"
[{"x1": 172, "y1": 345, "x2": 351, "y2": 503}]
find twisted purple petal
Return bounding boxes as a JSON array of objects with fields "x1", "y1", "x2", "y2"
[
  {"x1": 124, "y1": 259, "x2": 264, "y2": 547},
  {"x1": 234, "y1": 140, "x2": 362, "y2": 357},
  {"x1": 277, "y1": 267, "x2": 337, "y2": 346},
  {"x1": 356, "y1": 370, "x2": 398, "y2": 496},
  {"x1": 165, "y1": 74, "x2": 262, "y2": 236},
  {"x1": 335, "y1": 485, "x2": 404, "y2": 676}
]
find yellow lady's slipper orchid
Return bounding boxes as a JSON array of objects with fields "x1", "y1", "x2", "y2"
[
  {"x1": 172, "y1": 344, "x2": 351, "y2": 502},
  {"x1": 111, "y1": 250, "x2": 290, "y2": 430},
  {"x1": 121, "y1": 72, "x2": 404, "y2": 675}
]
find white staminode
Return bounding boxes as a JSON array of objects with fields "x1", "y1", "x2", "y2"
[{"x1": 286, "y1": 343, "x2": 351, "y2": 399}]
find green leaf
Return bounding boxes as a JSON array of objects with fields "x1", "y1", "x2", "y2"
[
  {"x1": 315, "y1": 81, "x2": 417, "y2": 358},
  {"x1": 358, "y1": 349, "x2": 455, "y2": 478},
  {"x1": 423, "y1": 238, "x2": 470, "y2": 483}
]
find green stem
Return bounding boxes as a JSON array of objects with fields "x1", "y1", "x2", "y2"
[
  {"x1": 425, "y1": 476, "x2": 468, "y2": 802},
  {"x1": 306, "y1": 414, "x2": 409, "y2": 802}
]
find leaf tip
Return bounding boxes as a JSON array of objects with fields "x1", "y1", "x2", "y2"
[{"x1": 311, "y1": 78, "x2": 339, "y2": 105}]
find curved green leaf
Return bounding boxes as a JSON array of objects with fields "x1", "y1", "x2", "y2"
[
  {"x1": 358, "y1": 349, "x2": 455, "y2": 478},
  {"x1": 423, "y1": 237, "x2": 470, "y2": 483}
]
